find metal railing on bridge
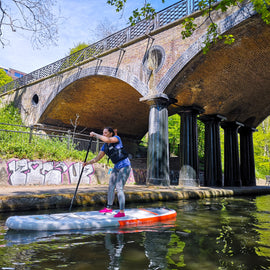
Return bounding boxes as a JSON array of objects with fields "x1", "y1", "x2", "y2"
[{"x1": 0, "y1": 0, "x2": 200, "y2": 94}]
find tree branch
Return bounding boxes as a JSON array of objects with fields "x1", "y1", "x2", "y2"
[{"x1": 0, "y1": 0, "x2": 59, "y2": 48}]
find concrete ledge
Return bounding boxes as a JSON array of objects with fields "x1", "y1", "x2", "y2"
[{"x1": 1, "y1": 185, "x2": 270, "y2": 213}]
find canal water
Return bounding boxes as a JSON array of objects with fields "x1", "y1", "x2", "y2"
[{"x1": 0, "y1": 194, "x2": 269, "y2": 270}]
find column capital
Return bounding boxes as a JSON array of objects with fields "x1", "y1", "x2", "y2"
[
  {"x1": 140, "y1": 94, "x2": 178, "y2": 110},
  {"x1": 238, "y1": 126, "x2": 257, "y2": 134},
  {"x1": 199, "y1": 114, "x2": 227, "y2": 122},
  {"x1": 140, "y1": 93, "x2": 168, "y2": 103},
  {"x1": 176, "y1": 105, "x2": 204, "y2": 115},
  {"x1": 221, "y1": 121, "x2": 244, "y2": 129},
  {"x1": 140, "y1": 93, "x2": 177, "y2": 107}
]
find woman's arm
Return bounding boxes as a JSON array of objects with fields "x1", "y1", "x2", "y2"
[
  {"x1": 84, "y1": 151, "x2": 105, "y2": 166},
  {"x1": 90, "y1": 132, "x2": 119, "y2": 144}
]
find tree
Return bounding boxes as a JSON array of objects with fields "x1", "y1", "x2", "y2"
[
  {"x1": 0, "y1": 0, "x2": 59, "y2": 48},
  {"x1": 68, "y1": 18, "x2": 118, "y2": 55},
  {"x1": 89, "y1": 18, "x2": 120, "y2": 43},
  {"x1": 107, "y1": 0, "x2": 270, "y2": 53},
  {"x1": 168, "y1": 114, "x2": 180, "y2": 156},
  {"x1": 0, "y1": 68, "x2": 12, "y2": 88},
  {"x1": 107, "y1": 0, "x2": 164, "y2": 24},
  {"x1": 68, "y1": 42, "x2": 89, "y2": 55},
  {"x1": 254, "y1": 116, "x2": 270, "y2": 178}
]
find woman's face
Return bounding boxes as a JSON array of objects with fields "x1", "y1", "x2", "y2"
[{"x1": 103, "y1": 128, "x2": 113, "y2": 137}]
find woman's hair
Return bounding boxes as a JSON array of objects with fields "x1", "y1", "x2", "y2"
[{"x1": 104, "y1": 127, "x2": 115, "y2": 136}]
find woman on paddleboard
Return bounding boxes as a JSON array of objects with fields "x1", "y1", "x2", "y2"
[{"x1": 84, "y1": 127, "x2": 131, "y2": 218}]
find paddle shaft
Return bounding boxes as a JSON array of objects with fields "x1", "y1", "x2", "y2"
[{"x1": 69, "y1": 137, "x2": 93, "y2": 211}]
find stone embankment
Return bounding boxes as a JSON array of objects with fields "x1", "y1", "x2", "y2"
[{"x1": 0, "y1": 184, "x2": 270, "y2": 213}]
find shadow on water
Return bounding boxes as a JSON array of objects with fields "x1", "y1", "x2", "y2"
[{"x1": 0, "y1": 195, "x2": 269, "y2": 270}]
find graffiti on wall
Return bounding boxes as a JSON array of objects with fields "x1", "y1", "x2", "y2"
[
  {"x1": 132, "y1": 168, "x2": 147, "y2": 185},
  {"x1": 7, "y1": 159, "x2": 94, "y2": 186},
  {"x1": 131, "y1": 168, "x2": 180, "y2": 185},
  {"x1": 127, "y1": 168, "x2": 135, "y2": 184}
]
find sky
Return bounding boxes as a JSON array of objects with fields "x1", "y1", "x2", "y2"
[{"x1": 0, "y1": 0, "x2": 177, "y2": 74}]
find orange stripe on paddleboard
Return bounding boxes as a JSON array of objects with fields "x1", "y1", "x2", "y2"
[
  {"x1": 139, "y1": 208, "x2": 159, "y2": 215},
  {"x1": 118, "y1": 211, "x2": 177, "y2": 227}
]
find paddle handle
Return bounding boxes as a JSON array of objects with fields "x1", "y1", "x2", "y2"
[{"x1": 69, "y1": 137, "x2": 93, "y2": 211}]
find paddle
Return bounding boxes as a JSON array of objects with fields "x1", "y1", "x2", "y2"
[{"x1": 69, "y1": 137, "x2": 93, "y2": 211}]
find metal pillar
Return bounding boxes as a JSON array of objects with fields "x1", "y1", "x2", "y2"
[
  {"x1": 221, "y1": 121, "x2": 243, "y2": 187},
  {"x1": 199, "y1": 114, "x2": 226, "y2": 186},
  {"x1": 178, "y1": 106, "x2": 204, "y2": 187},
  {"x1": 141, "y1": 94, "x2": 170, "y2": 186},
  {"x1": 239, "y1": 126, "x2": 257, "y2": 186}
]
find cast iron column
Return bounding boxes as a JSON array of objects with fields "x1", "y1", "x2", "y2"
[
  {"x1": 178, "y1": 106, "x2": 204, "y2": 187},
  {"x1": 239, "y1": 126, "x2": 257, "y2": 186},
  {"x1": 141, "y1": 94, "x2": 170, "y2": 186},
  {"x1": 221, "y1": 121, "x2": 243, "y2": 186},
  {"x1": 199, "y1": 114, "x2": 226, "y2": 186}
]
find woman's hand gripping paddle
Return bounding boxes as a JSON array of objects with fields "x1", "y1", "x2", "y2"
[{"x1": 69, "y1": 137, "x2": 93, "y2": 211}]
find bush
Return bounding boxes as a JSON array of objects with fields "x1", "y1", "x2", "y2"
[{"x1": 0, "y1": 104, "x2": 97, "y2": 162}]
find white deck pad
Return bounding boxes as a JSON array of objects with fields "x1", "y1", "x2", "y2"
[{"x1": 5, "y1": 207, "x2": 177, "y2": 231}]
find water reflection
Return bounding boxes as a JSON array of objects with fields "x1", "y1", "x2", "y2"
[
  {"x1": 145, "y1": 231, "x2": 172, "y2": 269},
  {"x1": 0, "y1": 195, "x2": 269, "y2": 270},
  {"x1": 105, "y1": 233, "x2": 124, "y2": 269}
]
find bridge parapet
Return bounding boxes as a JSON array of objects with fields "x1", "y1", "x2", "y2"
[{"x1": 0, "y1": 0, "x2": 201, "y2": 95}]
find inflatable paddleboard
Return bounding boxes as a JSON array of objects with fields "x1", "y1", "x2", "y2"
[
  {"x1": 5, "y1": 207, "x2": 177, "y2": 231},
  {"x1": 5, "y1": 220, "x2": 177, "y2": 245}
]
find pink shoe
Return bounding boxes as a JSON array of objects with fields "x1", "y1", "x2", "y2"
[
  {"x1": 99, "y1": 207, "x2": 112, "y2": 213},
  {"x1": 114, "y1": 212, "x2": 125, "y2": 218}
]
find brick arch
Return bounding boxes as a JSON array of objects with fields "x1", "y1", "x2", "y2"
[
  {"x1": 39, "y1": 65, "x2": 148, "y2": 120},
  {"x1": 39, "y1": 66, "x2": 150, "y2": 138},
  {"x1": 60, "y1": 66, "x2": 148, "y2": 97}
]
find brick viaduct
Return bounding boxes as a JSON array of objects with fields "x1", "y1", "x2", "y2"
[{"x1": 1, "y1": 1, "x2": 269, "y2": 187}]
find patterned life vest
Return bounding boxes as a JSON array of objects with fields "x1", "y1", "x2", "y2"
[{"x1": 103, "y1": 143, "x2": 128, "y2": 164}]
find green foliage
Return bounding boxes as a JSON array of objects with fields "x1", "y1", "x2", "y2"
[
  {"x1": 215, "y1": 0, "x2": 238, "y2": 12},
  {"x1": 139, "y1": 114, "x2": 182, "y2": 156},
  {"x1": 0, "y1": 69, "x2": 13, "y2": 88},
  {"x1": 181, "y1": 18, "x2": 197, "y2": 39},
  {"x1": 168, "y1": 114, "x2": 204, "y2": 161},
  {"x1": 166, "y1": 234, "x2": 186, "y2": 268},
  {"x1": 107, "y1": 0, "x2": 127, "y2": 12},
  {"x1": 253, "y1": 117, "x2": 270, "y2": 178},
  {"x1": 223, "y1": 34, "x2": 235, "y2": 45},
  {"x1": 252, "y1": 0, "x2": 270, "y2": 24},
  {"x1": 0, "y1": 104, "x2": 96, "y2": 162},
  {"x1": 220, "y1": 127, "x2": 225, "y2": 172},
  {"x1": 202, "y1": 22, "x2": 219, "y2": 54},
  {"x1": 168, "y1": 114, "x2": 180, "y2": 156},
  {"x1": 107, "y1": 0, "x2": 165, "y2": 25},
  {"x1": 128, "y1": 4, "x2": 156, "y2": 25},
  {"x1": 0, "y1": 102, "x2": 22, "y2": 124},
  {"x1": 68, "y1": 42, "x2": 89, "y2": 55},
  {"x1": 0, "y1": 128, "x2": 96, "y2": 161},
  {"x1": 218, "y1": 117, "x2": 270, "y2": 179},
  {"x1": 184, "y1": 0, "x2": 270, "y2": 52},
  {"x1": 197, "y1": 120, "x2": 205, "y2": 162},
  {"x1": 63, "y1": 42, "x2": 98, "y2": 70}
]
